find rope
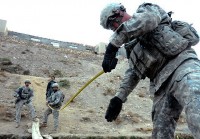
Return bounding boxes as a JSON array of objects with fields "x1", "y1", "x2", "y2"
[{"x1": 48, "y1": 70, "x2": 104, "y2": 111}]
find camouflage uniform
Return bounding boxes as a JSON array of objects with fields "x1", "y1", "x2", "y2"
[
  {"x1": 46, "y1": 80, "x2": 56, "y2": 99},
  {"x1": 43, "y1": 90, "x2": 63, "y2": 130},
  {"x1": 14, "y1": 86, "x2": 36, "y2": 124},
  {"x1": 110, "y1": 3, "x2": 200, "y2": 139}
]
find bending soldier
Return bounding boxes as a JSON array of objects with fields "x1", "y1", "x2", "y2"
[{"x1": 100, "y1": 2, "x2": 199, "y2": 139}]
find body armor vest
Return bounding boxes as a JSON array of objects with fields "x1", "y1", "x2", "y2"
[
  {"x1": 126, "y1": 21, "x2": 195, "y2": 80},
  {"x1": 140, "y1": 24, "x2": 189, "y2": 58},
  {"x1": 127, "y1": 41, "x2": 167, "y2": 80},
  {"x1": 20, "y1": 87, "x2": 31, "y2": 99}
]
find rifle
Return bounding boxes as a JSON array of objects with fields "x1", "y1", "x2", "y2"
[{"x1": 15, "y1": 97, "x2": 21, "y2": 104}]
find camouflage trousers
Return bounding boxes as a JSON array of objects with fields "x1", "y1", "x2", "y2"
[
  {"x1": 152, "y1": 60, "x2": 200, "y2": 139},
  {"x1": 15, "y1": 99, "x2": 36, "y2": 124},
  {"x1": 43, "y1": 107, "x2": 59, "y2": 130}
]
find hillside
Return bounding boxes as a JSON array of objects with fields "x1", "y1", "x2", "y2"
[{"x1": 0, "y1": 36, "x2": 193, "y2": 138}]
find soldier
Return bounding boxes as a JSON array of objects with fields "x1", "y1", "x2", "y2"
[
  {"x1": 41, "y1": 83, "x2": 64, "y2": 131},
  {"x1": 100, "y1": 2, "x2": 200, "y2": 139},
  {"x1": 14, "y1": 79, "x2": 36, "y2": 128},
  {"x1": 46, "y1": 75, "x2": 56, "y2": 99}
]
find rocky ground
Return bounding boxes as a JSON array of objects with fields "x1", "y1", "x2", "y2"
[{"x1": 0, "y1": 36, "x2": 193, "y2": 138}]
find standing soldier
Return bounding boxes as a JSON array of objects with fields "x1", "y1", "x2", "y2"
[
  {"x1": 41, "y1": 83, "x2": 64, "y2": 132},
  {"x1": 100, "y1": 2, "x2": 200, "y2": 139},
  {"x1": 14, "y1": 79, "x2": 36, "y2": 128},
  {"x1": 46, "y1": 75, "x2": 56, "y2": 99}
]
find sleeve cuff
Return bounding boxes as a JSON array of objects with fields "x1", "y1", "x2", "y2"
[{"x1": 115, "y1": 92, "x2": 127, "y2": 103}]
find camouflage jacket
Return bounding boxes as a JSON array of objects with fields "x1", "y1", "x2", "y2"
[
  {"x1": 14, "y1": 86, "x2": 34, "y2": 100},
  {"x1": 47, "y1": 90, "x2": 64, "y2": 107},
  {"x1": 111, "y1": 3, "x2": 199, "y2": 102}
]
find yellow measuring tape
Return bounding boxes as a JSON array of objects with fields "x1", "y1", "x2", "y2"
[{"x1": 48, "y1": 70, "x2": 104, "y2": 111}]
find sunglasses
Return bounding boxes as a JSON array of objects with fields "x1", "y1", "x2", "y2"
[{"x1": 107, "y1": 11, "x2": 121, "y2": 31}]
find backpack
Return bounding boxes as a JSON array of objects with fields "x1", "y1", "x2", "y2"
[{"x1": 171, "y1": 20, "x2": 199, "y2": 46}]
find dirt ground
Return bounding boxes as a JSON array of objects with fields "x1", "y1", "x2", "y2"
[{"x1": 0, "y1": 36, "x2": 193, "y2": 138}]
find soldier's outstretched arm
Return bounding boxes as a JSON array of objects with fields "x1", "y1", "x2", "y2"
[
  {"x1": 105, "y1": 68, "x2": 140, "y2": 122},
  {"x1": 115, "y1": 68, "x2": 141, "y2": 102}
]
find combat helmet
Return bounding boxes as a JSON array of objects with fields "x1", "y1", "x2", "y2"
[
  {"x1": 100, "y1": 3, "x2": 126, "y2": 30},
  {"x1": 52, "y1": 83, "x2": 59, "y2": 88},
  {"x1": 24, "y1": 79, "x2": 31, "y2": 84}
]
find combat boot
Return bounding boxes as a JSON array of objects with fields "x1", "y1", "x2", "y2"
[{"x1": 15, "y1": 123, "x2": 20, "y2": 128}]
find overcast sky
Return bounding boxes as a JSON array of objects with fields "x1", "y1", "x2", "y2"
[{"x1": 0, "y1": 0, "x2": 199, "y2": 54}]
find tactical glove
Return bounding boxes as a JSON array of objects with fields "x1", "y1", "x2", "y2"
[
  {"x1": 105, "y1": 96, "x2": 122, "y2": 122},
  {"x1": 102, "y1": 43, "x2": 119, "y2": 73}
]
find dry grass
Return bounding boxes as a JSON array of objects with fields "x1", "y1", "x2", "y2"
[
  {"x1": 58, "y1": 79, "x2": 70, "y2": 89},
  {"x1": 109, "y1": 79, "x2": 114, "y2": 83},
  {"x1": 41, "y1": 69, "x2": 50, "y2": 75},
  {"x1": 122, "y1": 111, "x2": 143, "y2": 124},
  {"x1": 0, "y1": 58, "x2": 12, "y2": 65},
  {"x1": 0, "y1": 104, "x2": 15, "y2": 121},
  {"x1": 53, "y1": 69, "x2": 63, "y2": 77},
  {"x1": 114, "y1": 117, "x2": 123, "y2": 125},
  {"x1": 96, "y1": 82, "x2": 100, "y2": 87},
  {"x1": 0, "y1": 72, "x2": 8, "y2": 83},
  {"x1": 0, "y1": 104, "x2": 6, "y2": 117},
  {"x1": 137, "y1": 87, "x2": 148, "y2": 98},
  {"x1": 135, "y1": 127, "x2": 153, "y2": 133},
  {"x1": 0, "y1": 71, "x2": 7, "y2": 77},
  {"x1": 80, "y1": 117, "x2": 91, "y2": 122},
  {"x1": 87, "y1": 109, "x2": 94, "y2": 113},
  {"x1": 103, "y1": 87, "x2": 115, "y2": 96}
]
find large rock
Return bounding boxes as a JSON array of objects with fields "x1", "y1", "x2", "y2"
[
  {"x1": 0, "y1": 58, "x2": 12, "y2": 65},
  {"x1": 0, "y1": 58, "x2": 28, "y2": 74},
  {"x1": 0, "y1": 64, "x2": 23, "y2": 74}
]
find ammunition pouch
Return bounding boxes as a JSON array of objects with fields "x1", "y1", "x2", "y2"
[
  {"x1": 141, "y1": 25, "x2": 189, "y2": 58},
  {"x1": 21, "y1": 93, "x2": 30, "y2": 99},
  {"x1": 125, "y1": 21, "x2": 198, "y2": 80},
  {"x1": 171, "y1": 20, "x2": 199, "y2": 46},
  {"x1": 128, "y1": 42, "x2": 167, "y2": 79},
  {"x1": 20, "y1": 88, "x2": 31, "y2": 100},
  {"x1": 124, "y1": 39, "x2": 139, "y2": 59}
]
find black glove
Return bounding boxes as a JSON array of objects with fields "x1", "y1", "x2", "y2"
[
  {"x1": 102, "y1": 43, "x2": 119, "y2": 73},
  {"x1": 26, "y1": 99, "x2": 31, "y2": 104},
  {"x1": 105, "y1": 96, "x2": 122, "y2": 122}
]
